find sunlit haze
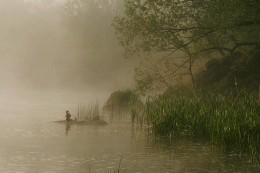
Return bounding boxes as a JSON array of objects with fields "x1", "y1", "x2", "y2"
[{"x1": 0, "y1": 0, "x2": 135, "y2": 94}]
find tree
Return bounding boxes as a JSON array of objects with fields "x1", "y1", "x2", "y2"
[
  {"x1": 196, "y1": 47, "x2": 260, "y2": 94},
  {"x1": 103, "y1": 89, "x2": 141, "y2": 113},
  {"x1": 113, "y1": 0, "x2": 260, "y2": 94}
]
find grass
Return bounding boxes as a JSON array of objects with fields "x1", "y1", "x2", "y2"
[{"x1": 136, "y1": 91, "x2": 260, "y2": 160}]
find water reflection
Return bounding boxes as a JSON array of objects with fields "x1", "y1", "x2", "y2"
[
  {"x1": 65, "y1": 123, "x2": 71, "y2": 135},
  {"x1": 0, "y1": 109, "x2": 259, "y2": 172}
]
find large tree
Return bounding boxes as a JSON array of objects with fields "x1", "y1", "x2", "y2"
[{"x1": 113, "y1": 0, "x2": 260, "y2": 94}]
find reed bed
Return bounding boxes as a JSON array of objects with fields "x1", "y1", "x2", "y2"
[
  {"x1": 77, "y1": 102, "x2": 100, "y2": 120},
  {"x1": 142, "y1": 92, "x2": 260, "y2": 160}
]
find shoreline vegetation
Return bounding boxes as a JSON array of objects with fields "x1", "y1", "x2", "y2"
[
  {"x1": 103, "y1": 88, "x2": 260, "y2": 161},
  {"x1": 77, "y1": 102, "x2": 100, "y2": 120},
  {"x1": 130, "y1": 89, "x2": 260, "y2": 161}
]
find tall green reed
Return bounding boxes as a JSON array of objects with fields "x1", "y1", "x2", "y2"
[{"x1": 142, "y1": 91, "x2": 260, "y2": 160}]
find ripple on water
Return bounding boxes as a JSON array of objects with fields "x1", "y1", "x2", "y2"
[{"x1": 0, "y1": 115, "x2": 260, "y2": 173}]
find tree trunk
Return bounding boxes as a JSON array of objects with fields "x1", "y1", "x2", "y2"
[
  {"x1": 189, "y1": 57, "x2": 195, "y2": 91},
  {"x1": 259, "y1": 83, "x2": 260, "y2": 102},
  {"x1": 184, "y1": 47, "x2": 196, "y2": 94}
]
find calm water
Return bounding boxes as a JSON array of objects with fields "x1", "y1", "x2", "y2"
[{"x1": 0, "y1": 90, "x2": 259, "y2": 173}]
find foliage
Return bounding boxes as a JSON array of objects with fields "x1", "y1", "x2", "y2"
[
  {"x1": 196, "y1": 47, "x2": 260, "y2": 92},
  {"x1": 114, "y1": 0, "x2": 260, "y2": 56},
  {"x1": 113, "y1": 0, "x2": 260, "y2": 93},
  {"x1": 144, "y1": 91, "x2": 260, "y2": 160},
  {"x1": 134, "y1": 55, "x2": 192, "y2": 95},
  {"x1": 104, "y1": 89, "x2": 141, "y2": 112}
]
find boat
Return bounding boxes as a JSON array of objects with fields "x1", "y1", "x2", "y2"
[{"x1": 53, "y1": 119, "x2": 108, "y2": 126}]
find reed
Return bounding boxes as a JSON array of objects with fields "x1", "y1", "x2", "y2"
[
  {"x1": 77, "y1": 101, "x2": 100, "y2": 120},
  {"x1": 142, "y1": 91, "x2": 260, "y2": 160}
]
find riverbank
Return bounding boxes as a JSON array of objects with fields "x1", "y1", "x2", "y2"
[{"x1": 139, "y1": 91, "x2": 260, "y2": 161}]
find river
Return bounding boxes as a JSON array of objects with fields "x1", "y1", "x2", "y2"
[{"x1": 0, "y1": 90, "x2": 259, "y2": 173}]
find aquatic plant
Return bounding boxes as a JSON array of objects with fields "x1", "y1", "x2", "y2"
[
  {"x1": 77, "y1": 102, "x2": 100, "y2": 120},
  {"x1": 141, "y1": 91, "x2": 260, "y2": 160}
]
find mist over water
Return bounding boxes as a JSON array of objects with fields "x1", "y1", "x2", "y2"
[
  {"x1": 0, "y1": 0, "x2": 135, "y2": 93},
  {"x1": 0, "y1": 1, "x2": 140, "y2": 171},
  {"x1": 1, "y1": 1, "x2": 259, "y2": 173},
  {"x1": 0, "y1": 95, "x2": 258, "y2": 173},
  {"x1": 0, "y1": 90, "x2": 258, "y2": 173}
]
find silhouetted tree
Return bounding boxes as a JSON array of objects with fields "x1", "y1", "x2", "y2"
[{"x1": 113, "y1": 0, "x2": 260, "y2": 94}]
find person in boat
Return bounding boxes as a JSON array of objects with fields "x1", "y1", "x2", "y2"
[{"x1": 65, "y1": 110, "x2": 72, "y2": 121}]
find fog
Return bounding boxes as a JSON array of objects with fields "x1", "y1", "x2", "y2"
[{"x1": 0, "y1": 0, "x2": 136, "y2": 95}]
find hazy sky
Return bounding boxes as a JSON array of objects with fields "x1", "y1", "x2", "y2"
[{"x1": 0, "y1": 0, "x2": 137, "y2": 93}]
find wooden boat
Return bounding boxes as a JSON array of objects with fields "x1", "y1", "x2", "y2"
[{"x1": 53, "y1": 119, "x2": 108, "y2": 126}]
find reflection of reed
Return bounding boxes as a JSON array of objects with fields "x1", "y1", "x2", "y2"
[{"x1": 104, "y1": 153, "x2": 125, "y2": 173}]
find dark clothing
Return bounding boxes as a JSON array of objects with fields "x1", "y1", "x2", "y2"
[{"x1": 66, "y1": 112, "x2": 71, "y2": 121}]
